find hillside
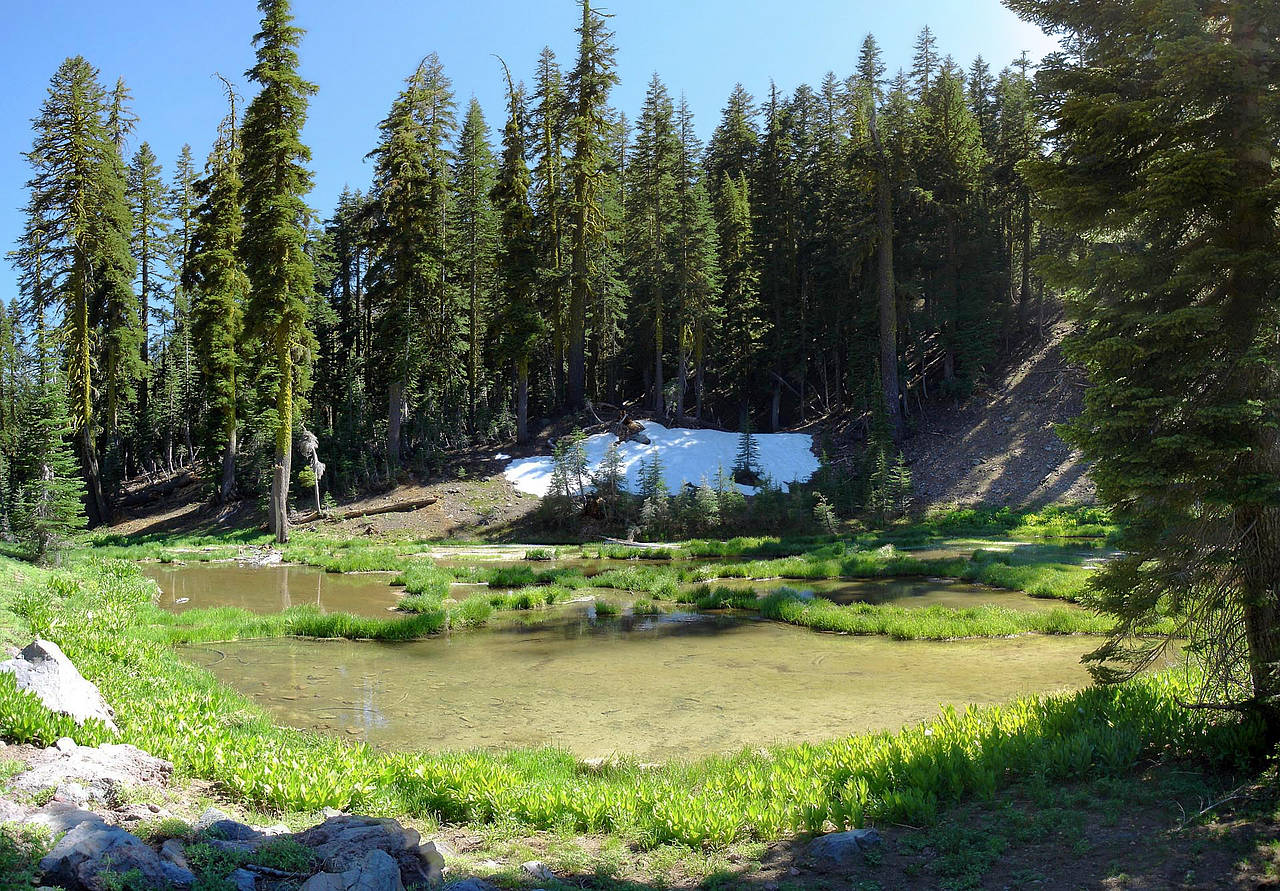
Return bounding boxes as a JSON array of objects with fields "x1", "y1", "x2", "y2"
[{"x1": 901, "y1": 317, "x2": 1095, "y2": 510}]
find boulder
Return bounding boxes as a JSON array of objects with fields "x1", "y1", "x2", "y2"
[
  {"x1": 293, "y1": 815, "x2": 437, "y2": 887},
  {"x1": 13, "y1": 743, "x2": 172, "y2": 803},
  {"x1": 0, "y1": 640, "x2": 117, "y2": 730},
  {"x1": 521, "y1": 860, "x2": 556, "y2": 881},
  {"x1": 448, "y1": 881, "x2": 499, "y2": 891},
  {"x1": 24, "y1": 801, "x2": 105, "y2": 835},
  {"x1": 804, "y1": 828, "x2": 884, "y2": 870},
  {"x1": 160, "y1": 838, "x2": 189, "y2": 871},
  {"x1": 38, "y1": 821, "x2": 195, "y2": 890},
  {"x1": 299, "y1": 849, "x2": 404, "y2": 891},
  {"x1": 227, "y1": 868, "x2": 257, "y2": 891},
  {"x1": 203, "y1": 818, "x2": 263, "y2": 842}
]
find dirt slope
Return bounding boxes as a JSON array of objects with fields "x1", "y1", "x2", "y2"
[{"x1": 900, "y1": 317, "x2": 1096, "y2": 510}]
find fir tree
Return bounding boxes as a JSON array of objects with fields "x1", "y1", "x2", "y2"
[
  {"x1": 186, "y1": 82, "x2": 248, "y2": 503},
  {"x1": 452, "y1": 97, "x2": 498, "y2": 431},
  {"x1": 240, "y1": 0, "x2": 318, "y2": 542},
  {"x1": 565, "y1": 0, "x2": 619, "y2": 409},
  {"x1": 126, "y1": 141, "x2": 172, "y2": 447},
  {"x1": 733, "y1": 420, "x2": 761, "y2": 483},
  {"x1": 12, "y1": 367, "x2": 87, "y2": 561},
  {"x1": 716, "y1": 172, "x2": 763, "y2": 416},
  {"x1": 491, "y1": 62, "x2": 544, "y2": 443},
  {"x1": 1010, "y1": 0, "x2": 1280, "y2": 737}
]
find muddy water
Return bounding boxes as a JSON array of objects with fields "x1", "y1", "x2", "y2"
[
  {"x1": 185, "y1": 612, "x2": 1096, "y2": 760},
  {"x1": 142, "y1": 563, "x2": 403, "y2": 616}
]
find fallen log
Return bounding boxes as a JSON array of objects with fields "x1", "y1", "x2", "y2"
[
  {"x1": 118, "y1": 470, "x2": 197, "y2": 508},
  {"x1": 603, "y1": 537, "x2": 669, "y2": 551},
  {"x1": 293, "y1": 495, "x2": 438, "y2": 525}
]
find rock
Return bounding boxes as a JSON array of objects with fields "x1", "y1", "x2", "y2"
[
  {"x1": 0, "y1": 798, "x2": 29, "y2": 823},
  {"x1": 203, "y1": 818, "x2": 263, "y2": 842},
  {"x1": 55, "y1": 737, "x2": 77, "y2": 754},
  {"x1": 521, "y1": 860, "x2": 555, "y2": 881},
  {"x1": 322, "y1": 806, "x2": 343, "y2": 818},
  {"x1": 0, "y1": 640, "x2": 117, "y2": 730},
  {"x1": 12, "y1": 743, "x2": 172, "y2": 803},
  {"x1": 804, "y1": 828, "x2": 884, "y2": 870},
  {"x1": 24, "y1": 801, "x2": 105, "y2": 835},
  {"x1": 227, "y1": 868, "x2": 257, "y2": 891},
  {"x1": 39, "y1": 821, "x2": 196, "y2": 890},
  {"x1": 54, "y1": 781, "x2": 100, "y2": 806},
  {"x1": 257, "y1": 822, "x2": 291, "y2": 836},
  {"x1": 160, "y1": 838, "x2": 189, "y2": 871},
  {"x1": 448, "y1": 881, "x2": 499, "y2": 891},
  {"x1": 240, "y1": 549, "x2": 283, "y2": 567},
  {"x1": 294, "y1": 815, "x2": 434, "y2": 887},
  {"x1": 299, "y1": 849, "x2": 404, "y2": 891},
  {"x1": 195, "y1": 806, "x2": 231, "y2": 830}
]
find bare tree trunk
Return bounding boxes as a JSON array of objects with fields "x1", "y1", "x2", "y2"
[
  {"x1": 676, "y1": 347, "x2": 688, "y2": 424},
  {"x1": 694, "y1": 320, "x2": 705, "y2": 421}
]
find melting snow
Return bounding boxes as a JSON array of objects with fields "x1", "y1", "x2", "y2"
[{"x1": 503, "y1": 421, "x2": 820, "y2": 497}]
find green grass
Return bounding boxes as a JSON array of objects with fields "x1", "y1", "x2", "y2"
[
  {"x1": 0, "y1": 554, "x2": 1259, "y2": 854},
  {"x1": 394, "y1": 560, "x2": 453, "y2": 597},
  {"x1": 756, "y1": 588, "x2": 1119, "y2": 640},
  {"x1": 143, "y1": 602, "x2": 448, "y2": 644}
]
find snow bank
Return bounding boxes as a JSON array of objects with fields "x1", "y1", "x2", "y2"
[{"x1": 503, "y1": 421, "x2": 820, "y2": 497}]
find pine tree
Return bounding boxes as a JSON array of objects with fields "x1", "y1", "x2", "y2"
[
  {"x1": 240, "y1": 0, "x2": 318, "y2": 542},
  {"x1": 716, "y1": 172, "x2": 763, "y2": 416},
  {"x1": 1009, "y1": 0, "x2": 1280, "y2": 737},
  {"x1": 17, "y1": 56, "x2": 140, "y2": 525},
  {"x1": 186, "y1": 82, "x2": 248, "y2": 503},
  {"x1": 733, "y1": 420, "x2": 761, "y2": 482},
  {"x1": 12, "y1": 365, "x2": 87, "y2": 562},
  {"x1": 626, "y1": 73, "x2": 679, "y2": 414},
  {"x1": 127, "y1": 141, "x2": 173, "y2": 454},
  {"x1": 452, "y1": 97, "x2": 498, "y2": 431},
  {"x1": 530, "y1": 47, "x2": 570, "y2": 405},
  {"x1": 565, "y1": 0, "x2": 619, "y2": 410},
  {"x1": 672, "y1": 96, "x2": 720, "y2": 423},
  {"x1": 491, "y1": 62, "x2": 544, "y2": 443}
]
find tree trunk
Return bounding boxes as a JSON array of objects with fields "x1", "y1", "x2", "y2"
[
  {"x1": 79, "y1": 427, "x2": 108, "y2": 527},
  {"x1": 1239, "y1": 504, "x2": 1280, "y2": 740},
  {"x1": 1019, "y1": 186, "x2": 1033, "y2": 328},
  {"x1": 219, "y1": 427, "x2": 237, "y2": 506},
  {"x1": 272, "y1": 331, "x2": 293, "y2": 545},
  {"x1": 676, "y1": 347, "x2": 688, "y2": 425},
  {"x1": 694, "y1": 320, "x2": 705, "y2": 421},
  {"x1": 870, "y1": 108, "x2": 904, "y2": 440},
  {"x1": 516, "y1": 358, "x2": 529, "y2": 444},
  {"x1": 770, "y1": 380, "x2": 781, "y2": 432},
  {"x1": 654, "y1": 303, "x2": 664, "y2": 415}
]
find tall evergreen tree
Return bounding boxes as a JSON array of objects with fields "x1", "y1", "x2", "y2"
[
  {"x1": 565, "y1": 0, "x2": 619, "y2": 410},
  {"x1": 186, "y1": 84, "x2": 248, "y2": 503},
  {"x1": 127, "y1": 141, "x2": 172, "y2": 451},
  {"x1": 452, "y1": 97, "x2": 498, "y2": 430},
  {"x1": 491, "y1": 63, "x2": 544, "y2": 443},
  {"x1": 1008, "y1": 0, "x2": 1280, "y2": 738},
  {"x1": 626, "y1": 73, "x2": 679, "y2": 413},
  {"x1": 716, "y1": 172, "x2": 763, "y2": 419},
  {"x1": 530, "y1": 47, "x2": 569, "y2": 405},
  {"x1": 239, "y1": 0, "x2": 318, "y2": 542}
]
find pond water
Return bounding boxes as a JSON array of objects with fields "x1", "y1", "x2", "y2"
[
  {"x1": 184, "y1": 608, "x2": 1097, "y2": 761},
  {"x1": 142, "y1": 563, "x2": 403, "y2": 616}
]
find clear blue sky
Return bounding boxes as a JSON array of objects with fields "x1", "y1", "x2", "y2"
[{"x1": 0, "y1": 0, "x2": 1055, "y2": 303}]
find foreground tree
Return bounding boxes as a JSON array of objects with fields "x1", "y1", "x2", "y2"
[
  {"x1": 240, "y1": 0, "x2": 317, "y2": 542},
  {"x1": 1007, "y1": 0, "x2": 1280, "y2": 738}
]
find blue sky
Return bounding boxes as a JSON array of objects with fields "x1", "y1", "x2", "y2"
[{"x1": 0, "y1": 0, "x2": 1056, "y2": 302}]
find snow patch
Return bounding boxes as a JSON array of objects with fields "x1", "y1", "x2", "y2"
[{"x1": 503, "y1": 421, "x2": 820, "y2": 497}]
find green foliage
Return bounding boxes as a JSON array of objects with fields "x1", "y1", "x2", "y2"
[
  {"x1": 395, "y1": 560, "x2": 451, "y2": 598},
  {"x1": 0, "y1": 671, "x2": 115, "y2": 747}
]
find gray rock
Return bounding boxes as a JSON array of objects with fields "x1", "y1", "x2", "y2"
[
  {"x1": 55, "y1": 737, "x2": 77, "y2": 754},
  {"x1": 160, "y1": 838, "x2": 189, "y2": 871},
  {"x1": 448, "y1": 881, "x2": 499, "y2": 891},
  {"x1": 204, "y1": 818, "x2": 262, "y2": 842},
  {"x1": 38, "y1": 821, "x2": 195, "y2": 890},
  {"x1": 0, "y1": 640, "x2": 117, "y2": 730},
  {"x1": 0, "y1": 798, "x2": 29, "y2": 823},
  {"x1": 194, "y1": 806, "x2": 231, "y2": 831},
  {"x1": 12, "y1": 743, "x2": 171, "y2": 803},
  {"x1": 300, "y1": 849, "x2": 404, "y2": 891},
  {"x1": 227, "y1": 868, "x2": 257, "y2": 891},
  {"x1": 804, "y1": 828, "x2": 883, "y2": 870},
  {"x1": 321, "y1": 806, "x2": 342, "y2": 818},
  {"x1": 257, "y1": 822, "x2": 291, "y2": 836},
  {"x1": 521, "y1": 860, "x2": 555, "y2": 881},
  {"x1": 24, "y1": 801, "x2": 105, "y2": 835},
  {"x1": 294, "y1": 815, "x2": 433, "y2": 888}
]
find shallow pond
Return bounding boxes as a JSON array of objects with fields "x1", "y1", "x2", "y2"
[
  {"x1": 143, "y1": 563, "x2": 403, "y2": 616},
  {"x1": 185, "y1": 608, "x2": 1097, "y2": 761}
]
